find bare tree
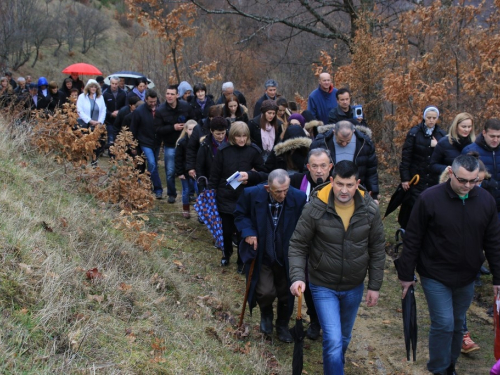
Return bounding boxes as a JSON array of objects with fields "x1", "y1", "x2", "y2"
[{"x1": 74, "y1": 3, "x2": 110, "y2": 54}]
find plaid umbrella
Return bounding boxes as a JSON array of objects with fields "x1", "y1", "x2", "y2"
[
  {"x1": 495, "y1": 297, "x2": 500, "y2": 360},
  {"x1": 194, "y1": 178, "x2": 224, "y2": 250}
]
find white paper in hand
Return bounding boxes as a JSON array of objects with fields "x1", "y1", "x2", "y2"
[{"x1": 226, "y1": 171, "x2": 242, "y2": 190}]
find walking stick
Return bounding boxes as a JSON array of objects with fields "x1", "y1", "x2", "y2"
[{"x1": 238, "y1": 257, "x2": 257, "y2": 328}]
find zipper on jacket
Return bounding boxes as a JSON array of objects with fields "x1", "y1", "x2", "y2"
[{"x1": 354, "y1": 136, "x2": 365, "y2": 164}]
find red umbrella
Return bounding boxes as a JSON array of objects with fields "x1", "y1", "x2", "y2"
[{"x1": 62, "y1": 63, "x2": 102, "y2": 76}]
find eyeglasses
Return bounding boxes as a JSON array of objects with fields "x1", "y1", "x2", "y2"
[{"x1": 452, "y1": 170, "x2": 479, "y2": 185}]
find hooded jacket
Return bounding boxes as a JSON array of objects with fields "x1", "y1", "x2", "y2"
[
  {"x1": 400, "y1": 121, "x2": 446, "y2": 190},
  {"x1": 463, "y1": 133, "x2": 500, "y2": 212},
  {"x1": 307, "y1": 84, "x2": 338, "y2": 124},
  {"x1": 395, "y1": 180, "x2": 500, "y2": 287},
  {"x1": 310, "y1": 125, "x2": 379, "y2": 198},
  {"x1": 288, "y1": 183, "x2": 386, "y2": 291},
  {"x1": 264, "y1": 128, "x2": 311, "y2": 173}
]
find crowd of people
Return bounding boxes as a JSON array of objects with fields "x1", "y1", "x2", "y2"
[{"x1": 3, "y1": 68, "x2": 500, "y2": 374}]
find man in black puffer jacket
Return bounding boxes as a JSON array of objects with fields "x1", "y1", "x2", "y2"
[
  {"x1": 310, "y1": 120, "x2": 379, "y2": 201},
  {"x1": 155, "y1": 85, "x2": 194, "y2": 203}
]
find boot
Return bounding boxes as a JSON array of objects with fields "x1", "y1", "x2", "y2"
[
  {"x1": 275, "y1": 320, "x2": 293, "y2": 343},
  {"x1": 260, "y1": 307, "x2": 273, "y2": 335},
  {"x1": 306, "y1": 316, "x2": 321, "y2": 340},
  {"x1": 447, "y1": 363, "x2": 457, "y2": 375},
  {"x1": 182, "y1": 204, "x2": 190, "y2": 219}
]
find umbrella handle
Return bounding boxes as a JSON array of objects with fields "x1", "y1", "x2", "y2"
[
  {"x1": 409, "y1": 174, "x2": 420, "y2": 186},
  {"x1": 238, "y1": 257, "x2": 257, "y2": 328},
  {"x1": 197, "y1": 176, "x2": 208, "y2": 185},
  {"x1": 297, "y1": 286, "x2": 302, "y2": 320}
]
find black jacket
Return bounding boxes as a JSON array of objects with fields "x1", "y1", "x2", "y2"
[
  {"x1": 430, "y1": 135, "x2": 472, "y2": 177},
  {"x1": 216, "y1": 90, "x2": 247, "y2": 107},
  {"x1": 130, "y1": 103, "x2": 157, "y2": 149},
  {"x1": 102, "y1": 88, "x2": 127, "y2": 125},
  {"x1": 112, "y1": 106, "x2": 131, "y2": 139},
  {"x1": 395, "y1": 180, "x2": 500, "y2": 287},
  {"x1": 175, "y1": 135, "x2": 190, "y2": 178},
  {"x1": 155, "y1": 100, "x2": 194, "y2": 148},
  {"x1": 195, "y1": 135, "x2": 222, "y2": 190},
  {"x1": 310, "y1": 124, "x2": 379, "y2": 198},
  {"x1": 328, "y1": 105, "x2": 353, "y2": 124},
  {"x1": 399, "y1": 122, "x2": 446, "y2": 191},
  {"x1": 248, "y1": 115, "x2": 283, "y2": 153},
  {"x1": 186, "y1": 117, "x2": 230, "y2": 171},
  {"x1": 47, "y1": 90, "x2": 67, "y2": 112},
  {"x1": 190, "y1": 95, "x2": 215, "y2": 122},
  {"x1": 207, "y1": 142, "x2": 267, "y2": 214}
]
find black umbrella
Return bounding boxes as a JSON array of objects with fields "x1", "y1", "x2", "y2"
[
  {"x1": 383, "y1": 174, "x2": 420, "y2": 220},
  {"x1": 290, "y1": 287, "x2": 305, "y2": 375},
  {"x1": 237, "y1": 257, "x2": 257, "y2": 328},
  {"x1": 402, "y1": 284, "x2": 417, "y2": 361}
]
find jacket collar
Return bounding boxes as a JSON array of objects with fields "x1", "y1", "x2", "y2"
[{"x1": 444, "y1": 179, "x2": 479, "y2": 199}]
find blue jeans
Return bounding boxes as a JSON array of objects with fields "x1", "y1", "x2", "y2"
[
  {"x1": 163, "y1": 146, "x2": 176, "y2": 197},
  {"x1": 180, "y1": 178, "x2": 198, "y2": 205},
  {"x1": 420, "y1": 277, "x2": 475, "y2": 374},
  {"x1": 141, "y1": 146, "x2": 162, "y2": 194},
  {"x1": 310, "y1": 282, "x2": 364, "y2": 375}
]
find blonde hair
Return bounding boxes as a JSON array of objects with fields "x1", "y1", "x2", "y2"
[
  {"x1": 176, "y1": 119, "x2": 198, "y2": 147},
  {"x1": 83, "y1": 80, "x2": 102, "y2": 98},
  {"x1": 228, "y1": 121, "x2": 251, "y2": 146},
  {"x1": 448, "y1": 112, "x2": 475, "y2": 145}
]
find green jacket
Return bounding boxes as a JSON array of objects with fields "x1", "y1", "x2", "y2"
[{"x1": 288, "y1": 183, "x2": 386, "y2": 291}]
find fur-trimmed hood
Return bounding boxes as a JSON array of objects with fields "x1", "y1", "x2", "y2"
[
  {"x1": 304, "y1": 119, "x2": 323, "y2": 131},
  {"x1": 273, "y1": 136, "x2": 312, "y2": 156},
  {"x1": 317, "y1": 124, "x2": 373, "y2": 140}
]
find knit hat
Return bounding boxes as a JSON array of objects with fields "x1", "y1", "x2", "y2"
[
  {"x1": 85, "y1": 79, "x2": 98, "y2": 89},
  {"x1": 423, "y1": 106, "x2": 440, "y2": 120},
  {"x1": 301, "y1": 110, "x2": 315, "y2": 123},
  {"x1": 289, "y1": 113, "x2": 306, "y2": 128},
  {"x1": 260, "y1": 99, "x2": 278, "y2": 113},
  {"x1": 282, "y1": 125, "x2": 307, "y2": 141}
]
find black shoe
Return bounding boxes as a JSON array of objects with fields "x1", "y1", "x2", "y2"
[
  {"x1": 189, "y1": 195, "x2": 196, "y2": 202},
  {"x1": 221, "y1": 257, "x2": 229, "y2": 266},
  {"x1": 447, "y1": 363, "x2": 457, "y2": 375},
  {"x1": 306, "y1": 320, "x2": 321, "y2": 340},
  {"x1": 276, "y1": 321, "x2": 293, "y2": 343},
  {"x1": 155, "y1": 192, "x2": 163, "y2": 200},
  {"x1": 480, "y1": 265, "x2": 491, "y2": 275},
  {"x1": 198, "y1": 216, "x2": 204, "y2": 224},
  {"x1": 474, "y1": 278, "x2": 482, "y2": 287},
  {"x1": 260, "y1": 313, "x2": 273, "y2": 335},
  {"x1": 167, "y1": 196, "x2": 176, "y2": 204}
]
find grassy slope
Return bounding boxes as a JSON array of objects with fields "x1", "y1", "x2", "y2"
[{"x1": 0, "y1": 117, "x2": 498, "y2": 375}]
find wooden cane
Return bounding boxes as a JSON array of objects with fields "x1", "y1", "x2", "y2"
[
  {"x1": 297, "y1": 286, "x2": 302, "y2": 320},
  {"x1": 238, "y1": 256, "x2": 257, "y2": 328}
]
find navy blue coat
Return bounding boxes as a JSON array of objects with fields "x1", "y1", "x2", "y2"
[
  {"x1": 430, "y1": 135, "x2": 472, "y2": 178},
  {"x1": 234, "y1": 184, "x2": 307, "y2": 313},
  {"x1": 463, "y1": 133, "x2": 500, "y2": 212}
]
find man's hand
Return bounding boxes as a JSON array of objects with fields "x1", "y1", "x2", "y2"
[
  {"x1": 112, "y1": 110, "x2": 118, "y2": 117},
  {"x1": 401, "y1": 182, "x2": 410, "y2": 191},
  {"x1": 399, "y1": 279, "x2": 416, "y2": 299},
  {"x1": 174, "y1": 123, "x2": 184, "y2": 131},
  {"x1": 238, "y1": 171, "x2": 249, "y2": 185},
  {"x1": 366, "y1": 290, "x2": 379, "y2": 307},
  {"x1": 245, "y1": 236, "x2": 258, "y2": 250},
  {"x1": 494, "y1": 285, "x2": 500, "y2": 297},
  {"x1": 179, "y1": 175, "x2": 185, "y2": 180},
  {"x1": 290, "y1": 281, "x2": 306, "y2": 296},
  {"x1": 188, "y1": 169, "x2": 196, "y2": 179}
]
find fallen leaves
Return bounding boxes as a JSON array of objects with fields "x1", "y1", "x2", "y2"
[
  {"x1": 86, "y1": 268, "x2": 103, "y2": 281},
  {"x1": 87, "y1": 294, "x2": 104, "y2": 303},
  {"x1": 41, "y1": 221, "x2": 53, "y2": 232},
  {"x1": 118, "y1": 282, "x2": 132, "y2": 292}
]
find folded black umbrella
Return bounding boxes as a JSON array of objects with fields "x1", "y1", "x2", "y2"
[
  {"x1": 290, "y1": 288, "x2": 305, "y2": 375},
  {"x1": 402, "y1": 285, "x2": 417, "y2": 361},
  {"x1": 383, "y1": 174, "x2": 419, "y2": 220}
]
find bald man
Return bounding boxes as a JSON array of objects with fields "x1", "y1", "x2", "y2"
[{"x1": 307, "y1": 73, "x2": 338, "y2": 124}]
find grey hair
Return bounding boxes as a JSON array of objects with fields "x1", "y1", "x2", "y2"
[
  {"x1": 17, "y1": 77, "x2": 25, "y2": 83},
  {"x1": 265, "y1": 79, "x2": 278, "y2": 88},
  {"x1": 109, "y1": 75, "x2": 120, "y2": 82},
  {"x1": 307, "y1": 148, "x2": 332, "y2": 163},
  {"x1": 451, "y1": 155, "x2": 479, "y2": 173},
  {"x1": 268, "y1": 169, "x2": 290, "y2": 185},
  {"x1": 222, "y1": 82, "x2": 234, "y2": 91},
  {"x1": 334, "y1": 121, "x2": 355, "y2": 135}
]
